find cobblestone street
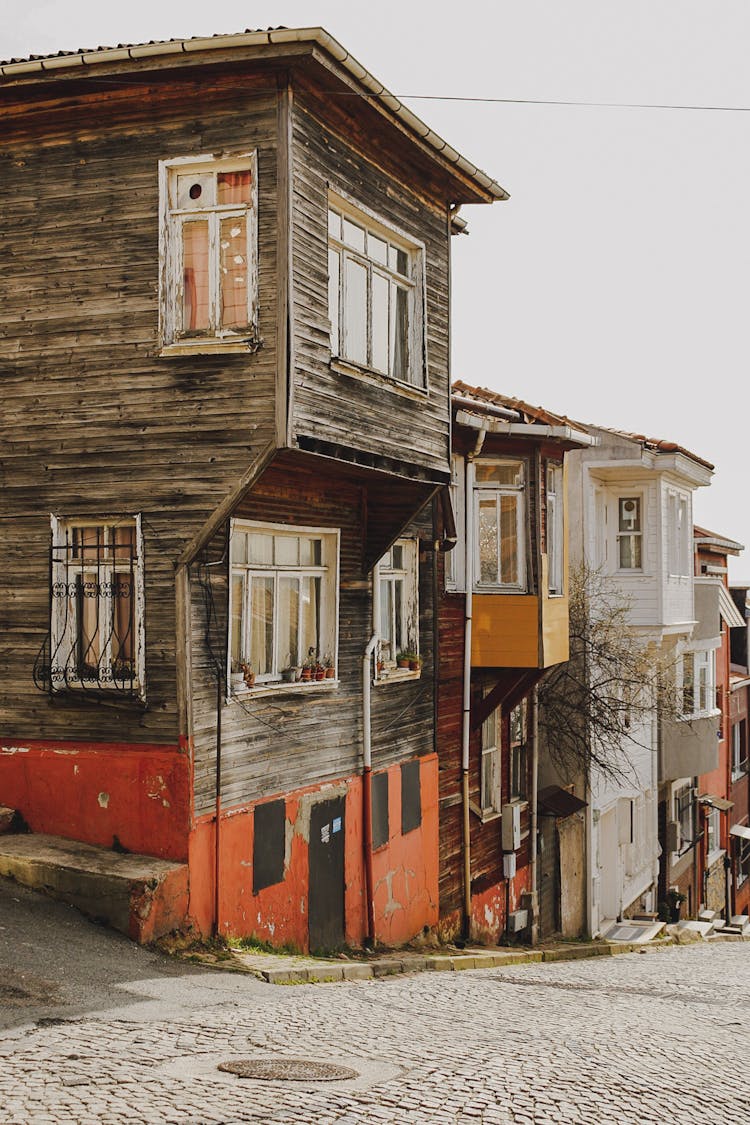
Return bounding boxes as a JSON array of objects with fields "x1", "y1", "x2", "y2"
[{"x1": 1, "y1": 881, "x2": 749, "y2": 1125}]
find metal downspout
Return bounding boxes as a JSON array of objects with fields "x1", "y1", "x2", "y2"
[
  {"x1": 530, "y1": 684, "x2": 540, "y2": 944},
  {"x1": 461, "y1": 426, "x2": 487, "y2": 938},
  {"x1": 363, "y1": 621, "x2": 379, "y2": 947}
]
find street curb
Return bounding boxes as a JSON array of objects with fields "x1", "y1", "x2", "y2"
[{"x1": 168, "y1": 934, "x2": 692, "y2": 984}]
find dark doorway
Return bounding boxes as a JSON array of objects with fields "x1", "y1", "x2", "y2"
[
  {"x1": 308, "y1": 796, "x2": 346, "y2": 953},
  {"x1": 538, "y1": 816, "x2": 561, "y2": 939}
]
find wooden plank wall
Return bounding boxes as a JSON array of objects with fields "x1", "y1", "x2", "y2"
[
  {"x1": 190, "y1": 456, "x2": 437, "y2": 816},
  {"x1": 436, "y1": 522, "x2": 532, "y2": 918},
  {"x1": 0, "y1": 73, "x2": 281, "y2": 741},
  {"x1": 288, "y1": 80, "x2": 451, "y2": 478}
]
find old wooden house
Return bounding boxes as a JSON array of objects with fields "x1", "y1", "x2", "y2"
[
  {"x1": 435, "y1": 383, "x2": 593, "y2": 942},
  {"x1": 0, "y1": 29, "x2": 506, "y2": 948}
]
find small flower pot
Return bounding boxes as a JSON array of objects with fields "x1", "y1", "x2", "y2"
[
  {"x1": 315, "y1": 669, "x2": 325, "y2": 681},
  {"x1": 397, "y1": 659, "x2": 410, "y2": 669},
  {"x1": 301, "y1": 668, "x2": 313, "y2": 683},
  {"x1": 409, "y1": 659, "x2": 421, "y2": 672},
  {"x1": 325, "y1": 667, "x2": 335, "y2": 679}
]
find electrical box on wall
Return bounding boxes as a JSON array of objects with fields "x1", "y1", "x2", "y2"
[{"x1": 501, "y1": 803, "x2": 521, "y2": 851}]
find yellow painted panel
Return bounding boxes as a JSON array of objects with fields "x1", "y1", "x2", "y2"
[
  {"x1": 542, "y1": 591, "x2": 570, "y2": 666},
  {"x1": 471, "y1": 594, "x2": 539, "y2": 667}
]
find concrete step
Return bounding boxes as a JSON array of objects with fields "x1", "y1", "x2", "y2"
[
  {"x1": 0, "y1": 806, "x2": 19, "y2": 834},
  {"x1": 0, "y1": 833, "x2": 188, "y2": 944}
]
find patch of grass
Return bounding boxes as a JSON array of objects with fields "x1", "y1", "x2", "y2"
[{"x1": 228, "y1": 934, "x2": 303, "y2": 957}]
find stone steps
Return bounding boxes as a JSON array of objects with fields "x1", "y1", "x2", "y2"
[{"x1": 0, "y1": 833, "x2": 188, "y2": 944}]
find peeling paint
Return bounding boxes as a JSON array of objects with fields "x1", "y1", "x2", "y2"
[
  {"x1": 97, "y1": 792, "x2": 110, "y2": 809},
  {"x1": 0, "y1": 746, "x2": 30, "y2": 755}
]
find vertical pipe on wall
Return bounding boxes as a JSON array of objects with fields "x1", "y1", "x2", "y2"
[
  {"x1": 530, "y1": 684, "x2": 540, "y2": 945},
  {"x1": 461, "y1": 428, "x2": 486, "y2": 938},
  {"x1": 362, "y1": 605, "x2": 379, "y2": 946}
]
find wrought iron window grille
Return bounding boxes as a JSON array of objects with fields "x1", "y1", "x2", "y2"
[{"x1": 34, "y1": 521, "x2": 142, "y2": 697}]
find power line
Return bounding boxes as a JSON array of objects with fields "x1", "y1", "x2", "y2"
[{"x1": 381, "y1": 94, "x2": 750, "y2": 113}]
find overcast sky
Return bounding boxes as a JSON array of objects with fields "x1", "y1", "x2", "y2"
[{"x1": 5, "y1": 1, "x2": 750, "y2": 576}]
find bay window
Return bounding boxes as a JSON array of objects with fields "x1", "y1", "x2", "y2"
[
  {"x1": 229, "y1": 522, "x2": 339, "y2": 687},
  {"x1": 546, "y1": 462, "x2": 564, "y2": 595},
  {"x1": 328, "y1": 196, "x2": 424, "y2": 387},
  {"x1": 480, "y1": 699, "x2": 501, "y2": 817},
  {"x1": 680, "y1": 649, "x2": 716, "y2": 719},
  {"x1": 474, "y1": 460, "x2": 526, "y2": 590}
]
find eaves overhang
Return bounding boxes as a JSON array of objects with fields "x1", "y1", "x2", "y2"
[
  {"x1": 454, "y1": 408, "x2": 598, "y2": 449},
  {"x1": 0, "y1": 27, "x2": 508, "y2": 204}
]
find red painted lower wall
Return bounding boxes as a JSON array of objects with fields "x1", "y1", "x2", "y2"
[
  {"x1": 188, "y1": 755, "x2": 439, "y2": 951},
  {"x1": 0, "y1": 740, "x2": 190, "y2": 861}
]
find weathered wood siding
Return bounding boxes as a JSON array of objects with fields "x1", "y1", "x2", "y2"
[
  {"x1": 190, "y1": 454, "x2": 437, "y2": 816},
  {"x1": 288, "y1": 81, "x2": 451, "y2": 478},
  {"x1": 0, "y1": 73, "x2": 282, "y2": 741}
]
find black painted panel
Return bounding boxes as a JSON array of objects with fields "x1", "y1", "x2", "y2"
[
  {"x1": 253, "y1": 798, "x2": 286, "y2": 894},
  {"x1": 401, "y1": 759, "x2": 422, "y2": 835},
  {"x1": 372, "y1": 771, "x2": 389, "y2": 850}
]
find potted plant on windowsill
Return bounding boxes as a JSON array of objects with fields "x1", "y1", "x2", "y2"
[
  {"x1": 301, "y1": 648, "x2": 316, "y2": 683},
  {"x1": 396, "y1": 651, "x2": 410, "y2": 669},
  {"x1": 281, "y1": 653, "x2": 300, "y2": 683},
  {"x1": 324, "y1": 653, "x2": 335, "y2": 679},
  {"x1": 240, "y1": 661, "x2": 255, "y2": 688}
]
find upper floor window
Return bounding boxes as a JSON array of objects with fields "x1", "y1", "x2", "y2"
[
  {"x1": 50, "y1": 517, "x2": 144, "y2": 696},
  {"x1": 159, "y1": 153, "x2": 258, "y2": 352},
  {"x1": 510, "y1": 698, "x2": 529, "y2": 801},
  {"x1": 229, "y1": 522, "x2": 339, "y2": 689},
  {"x1": 375, "y1": 539, "x2": 420, "y2": 677},
  {"x1": 480, "y1": 698, "x2": 501, "y2": 817},
  {"x1": 674, "y1": 782, "x2": 694, "y2": 853},
  {"x1": 617, "y1": 496, "x2": 642, "y2": 570},
  {"x1": 667, "y1": 490, "x2": 690, "y2": 577},
  {"x1": 680, "y1": 648, "x2": 715, "y2": 718},
  {"x1": 475, "y1": 460, "x2": 526, "y2": 590},
  {"x1": 546, "y1": 462, "x2": 564, "y2": 596},
  {"x1": 328, "y1": 196, "x2": 424, "y2": 387},
  {"x1": 732, "y1": 719, "x2": 748, "y2": 779}
]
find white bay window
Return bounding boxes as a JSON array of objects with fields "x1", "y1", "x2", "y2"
[{"x1": 375, "y1": 538, "x2": 419, "y2": 676}]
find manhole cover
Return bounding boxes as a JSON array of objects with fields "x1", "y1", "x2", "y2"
[{"x1": 218, "y1": 1059, "x2": 358, "y2": 1082}]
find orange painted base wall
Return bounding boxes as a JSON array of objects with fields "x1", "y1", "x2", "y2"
[
  {"x1": 0, "y1": 740, "x2": 190, "y2": 861},
  {"x1": 188, "y1": 755, "x2": 439, "y2": 952},
  {"x1": 439, "y1": 865, "x2": 531, "y2": 944}
]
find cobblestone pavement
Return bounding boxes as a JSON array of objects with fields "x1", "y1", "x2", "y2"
[{"x1": 2, "y1": 932, "x2": 749, "y2": 1125}]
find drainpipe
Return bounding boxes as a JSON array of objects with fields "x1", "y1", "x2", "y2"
[
  {"x1": 461, "y1": 425, "x2": 487, "y2": 939},
  {"x1": 530, "y1": 684, "x2": 540, "y2": 944},
  {"x1": 362, "y1": 621, "x2": 379, "y2": 948}
]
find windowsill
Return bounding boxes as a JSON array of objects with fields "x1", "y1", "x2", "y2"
[
  {"x1": 159, "y1": 337, "x2": 261, "y2": 358},
  {"x1": 375, "y1": 668, "x2": 421, "y2": 686},
  {"x1": 230, "y1": 679, "x2": 339, "y2": 701},
  {"x1": 331, "y1": 357, "x2": 428, "y2": 400},
  {"x1": 509, "y1": 798, "x2": 529, "y2": 811},
  {"x1": 470, "y1": 803, "x2": 502, "y2": 824},
  {"x1": 678, "y1": 708, "x2": 721, "y2": 722},
  {"x1": 51, "y1": 683, "x2": 146, "y2": 705},
  {"x1": 732, "y1": 769, "x2": 748, "y2": 783},
  {"x1": 706, "y1": 848, "x2": 726, "y2": 868},
  {"x1": 473, "y1": 586, "x2": 528, "y2": 595}
]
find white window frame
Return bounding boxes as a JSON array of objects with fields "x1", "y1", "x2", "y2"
[
  {"x1": 480, "y1": 698, "x2": 502, "y2": 819},
  {"x1": 159, "y1": 151, "x2": 259, "y2": 354},
  {"x1": 680, "y1": 647, "x2": 717, "y2": 719},
  {"x1": 228, "y1": 520, "x2": 339, "y2": 692},
  {"x1": 50, "y1": 515, "x2": 145, "y2": 697},
  {"x1": 705, "y1": 805, "x2": 723, "y2": 864},
  {"x1": 375, "y1": 538, "x2": 420, "y2": 680},
  {"x1": 737, "y1": 835, "x2": 750, "y2": 887},
  {"x1": 327, "y1": 191, "x2": 426, "y2": 389},
  {"x1": 473, "y1": 459, "x2": 527, "y2": 592},
  {"x1": 615, "y1": 494, "x2": 644, "y2": 572},
  {"x1": 546, "y1": 462, "x2": 564, "y2": 596},
  {"x1": 446, "y1": 454, "x2": 466, "y2": 592},
  {"x1": 674, "y1": 781, "x2": 694, "y2": 856},
  {"x1": 510, "y1": 698, "x2": 529, "y2": 802},
  {"x1": 667, "y1": 489, "x2": 690, "y2": 577},
  {"x1": 732, "y1": 719, "x2": 748, "y2": 780}
]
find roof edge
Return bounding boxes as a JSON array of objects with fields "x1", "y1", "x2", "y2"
[{"x1": 0, "y1": 27, "x2": 509, "y2": 203}]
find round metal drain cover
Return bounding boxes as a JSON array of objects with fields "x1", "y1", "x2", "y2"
[{"x1": 218, "y1": 1059, "x2": 358, "y2": 1082}]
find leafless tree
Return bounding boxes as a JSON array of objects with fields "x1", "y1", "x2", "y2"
[{"x1": 537, "y1": 564, "x2": 677, "y2": 785}]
